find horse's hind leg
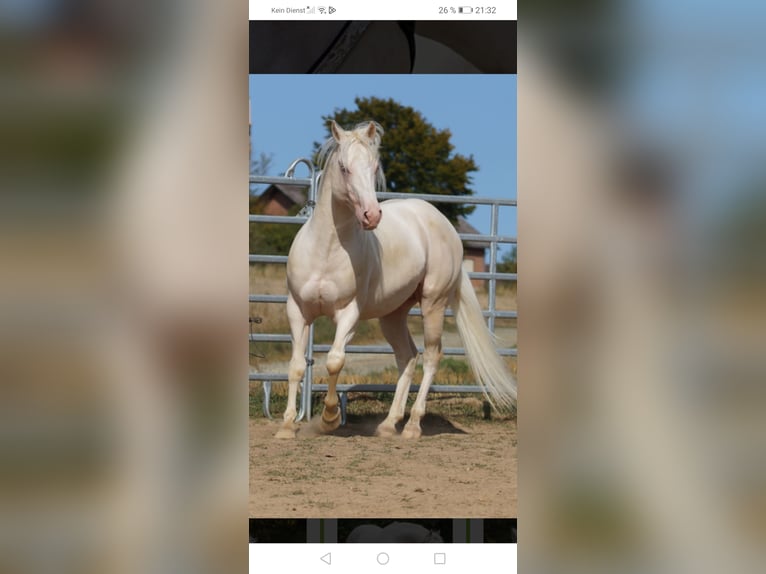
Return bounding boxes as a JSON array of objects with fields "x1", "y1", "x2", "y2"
[
  {"x1": 319, "y1": 302, "x2": 360, "y2": 433},
  {"x1": 375, "y1": 303, "x2": 418, "y2": 437},
  {"x1": 402, "y1": 299, "x2": 447, "y2": 439}
]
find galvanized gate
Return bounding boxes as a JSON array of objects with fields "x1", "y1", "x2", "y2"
[{"x1": 249, "y1": 159, "x2": 517, "y2": 423}]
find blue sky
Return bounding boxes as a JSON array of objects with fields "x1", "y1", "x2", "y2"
[{"x1": 249, "y1": 74, "x2": 517, "y2": 256}]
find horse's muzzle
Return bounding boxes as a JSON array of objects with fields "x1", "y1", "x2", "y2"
[{"x1": 362, "y1": 208, "x2": 382, "y2": 230}]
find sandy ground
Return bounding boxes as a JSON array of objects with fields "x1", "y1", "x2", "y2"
[{"x1": 249, "y1": 415, "x2": 517, "y2": 518}]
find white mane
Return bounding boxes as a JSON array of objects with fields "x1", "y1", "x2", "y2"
[{"x1": 316, "y1": 121, "x2": 386, "y2": 193}]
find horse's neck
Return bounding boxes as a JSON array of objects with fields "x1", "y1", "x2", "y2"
[{"x1": 308, "y1": 168, "x2": 362, "y2": 253}]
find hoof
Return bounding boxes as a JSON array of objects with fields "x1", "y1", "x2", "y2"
[
  {"x1": 375, "y1": 422, "x2": 398, "y2": 438},
  {"x1": 274, "y1": 425, "x2": 297, "y2": 439},
  {"x1": 401, "y1": 425, "x2": 422, "y2": 440},
  {"x1": 318, "y1": 410, "x2": 341, "y2": 433}
]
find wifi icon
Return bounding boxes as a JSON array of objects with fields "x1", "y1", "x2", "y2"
[{"x1": 318, "y1": 6, "x2": 326, "y2": 13}]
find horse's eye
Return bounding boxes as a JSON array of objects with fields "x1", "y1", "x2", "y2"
[{"x1": 339, "y1": 162, "x2": 348, "y2": 174}]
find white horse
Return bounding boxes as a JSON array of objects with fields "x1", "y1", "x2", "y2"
[{"x1": 276, "y1": 121, "x2": 516, "y2": 439}]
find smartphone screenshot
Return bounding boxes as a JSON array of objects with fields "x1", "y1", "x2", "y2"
[{"x1": 249, "y1": 3, "x2": 517, "y2": 571}]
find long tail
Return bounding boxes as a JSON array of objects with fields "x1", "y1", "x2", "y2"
[{"x1": 454, "y1": 269, "x2": 517, "y2": 411}]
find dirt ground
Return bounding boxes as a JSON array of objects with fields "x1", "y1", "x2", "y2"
[{"x1": 250, "y1": 414, "x2": 517, "y2": 518}]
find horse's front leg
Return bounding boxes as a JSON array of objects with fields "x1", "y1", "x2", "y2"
[
  {"x1": 320, "y1": 302, "x2": 359, "y2": 433},
  {"x1": 275, "y1": 295, "x2": 310, "y2": 439}
]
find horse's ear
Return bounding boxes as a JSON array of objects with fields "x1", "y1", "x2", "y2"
[
  {"x1": 365, "y1": 121, "x2": 378, "y2": 140},
  {"x1": 330, "y1": 120, "x2": 343, "y2": 142}
]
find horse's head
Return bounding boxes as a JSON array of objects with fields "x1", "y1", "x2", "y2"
[{"x1": 329, "y1": 120, "x2": 384, "y2": 230}]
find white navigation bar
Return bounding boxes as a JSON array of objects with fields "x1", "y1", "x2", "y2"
[
  {"x1": 249, "y1": 543, "x2": 516, "y2": 573},
  {"x1": 249, "y1": 1, "x2": 516, "y2": 21}
]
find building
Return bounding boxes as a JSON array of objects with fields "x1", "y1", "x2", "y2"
[
  {"x1": 251, "y1": 184, "x2": 306, "y2": 216},
  {"x1": 455, "y1": 217, "x2": 490, "y2": 289},
  {"x1": 251, "y1": 184, "x2": 488, "y2": 289}
]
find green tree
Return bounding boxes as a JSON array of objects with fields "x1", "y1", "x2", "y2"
[
  {"x1": 314, "y1": 97, "x2": 478, "y2": 224},
  {"x1": 497, "y1": 246, "x2": 517, "y2": 274}
]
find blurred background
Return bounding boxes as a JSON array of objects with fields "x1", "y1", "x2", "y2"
[
  {"x1": 0, "y1": 1, "x2": 247, "y2": 572},
  {"x1": 520, "y1": 1, "x2": 766, "y2": 573}
]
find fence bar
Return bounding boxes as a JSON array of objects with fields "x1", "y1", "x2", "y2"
[
  {"x1": 313, "y1": 383, "x2": 489, "y2": 394},
  {"x1": 469, "y1": 272, "x2": 516, "y2": 281},
  {"x1": 488, "y1": 204, "x2": 499, "y2": 333},
  {"x1": 249, "y1": 255, "x2": 288, "y2": 264},
  {"x1": 247, "y1": 267, "x2": 515, "y2": 280},
  {"x1": 249, "y1": 294, "x2": 288, "y2": 303},
  {"x1": 247, "y1": 226, "x2": 514, "y2": 241},
  {"x1": 250, "y1": 334, "x2": 291, "y2": 342},
  {"x1": 249, "y1": 298, "x2": 517, "y2": 314},
  {"x1": 262, "y1": 381, "x2": 272, "y2": 418},
  {"x1": 249, "y1": 372, "x2": 289, "y2": 381},
  {"x1": 376, "y1": 191, "x2": 516, "y2": 206},
  {"x1": 407, "y1": 308, "x2": 516, "y2": 319},
  {"x1": 285, "y1": 157, "x2": 316, "y2": 179},
  {"x1": 248, "y1": 175, "x2": 313, "y2": 186},
  {"x1": 250, "y1": 345, "x2": 515, "y2": 357},
  {"x1": 459, "y1": 233, "x2": 516, "y2": 244},
  {"x1": 249, "y1": 335, "x2": 516, "y2": 357},
  {"x1": 249, "y1": 214, "x2": 308, "y2": 224}
]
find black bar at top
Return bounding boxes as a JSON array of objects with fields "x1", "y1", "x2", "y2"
[{"x1": 250, "y1": 21, "x2": 517, "y2": 74}]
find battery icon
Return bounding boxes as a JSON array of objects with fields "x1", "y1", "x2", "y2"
[{"x1": 458, "y1": 6, "x2": 473, "y2": 13}]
